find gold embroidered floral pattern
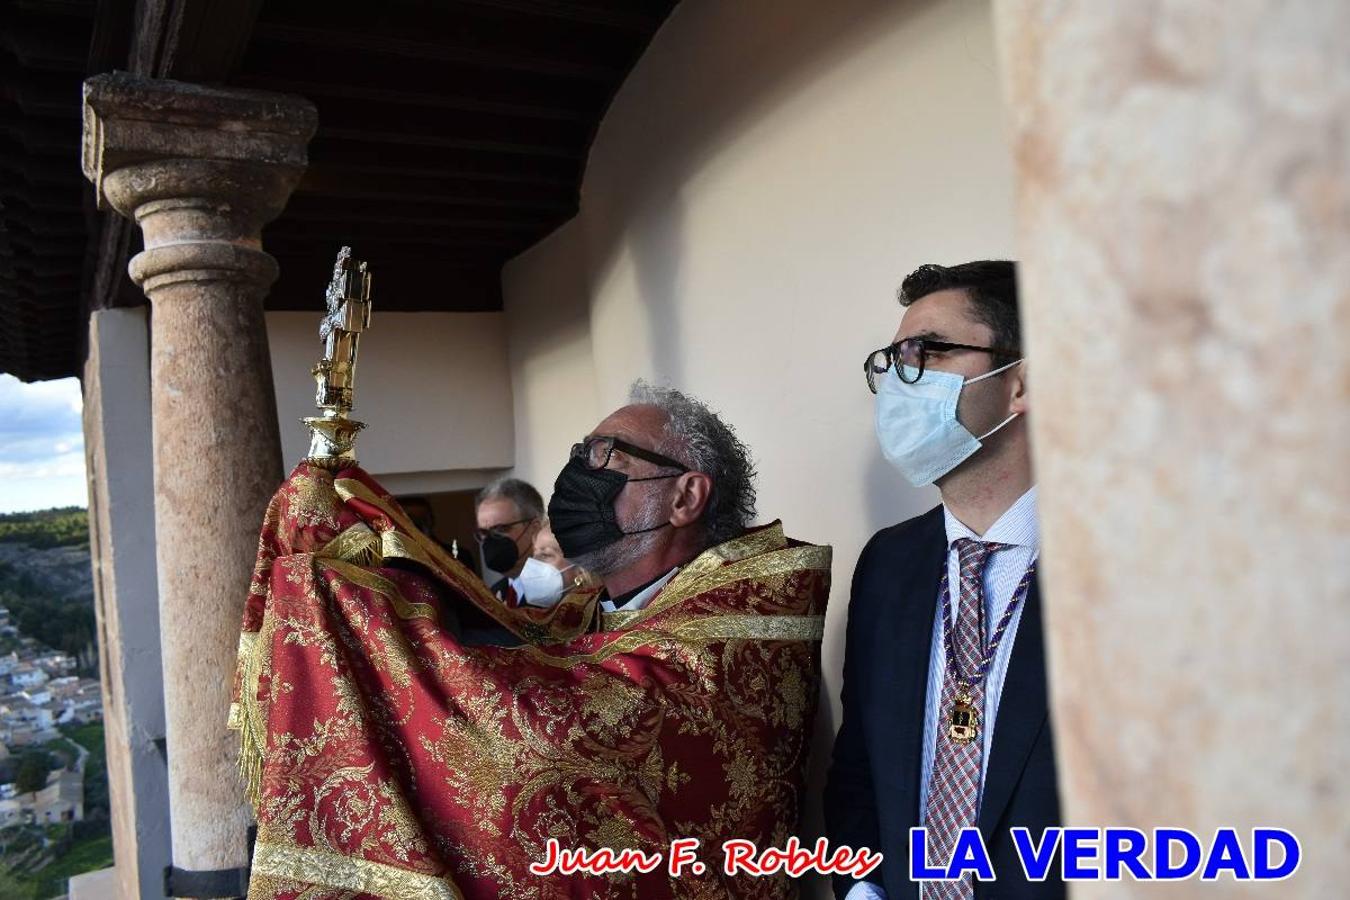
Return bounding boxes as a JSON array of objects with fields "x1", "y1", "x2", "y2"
[{"x1": 233, "y1": 462, "x2": 831, "y2": 900}]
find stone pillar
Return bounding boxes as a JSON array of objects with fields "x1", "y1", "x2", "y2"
[
  {"x1": 83, "y1": 306, "x2": 172, "y2": 899},
  {"x1": 82, "y1": 73, "x2": 317, "y2": 882},
  {"x1": 992, "y1": 1, "x2": 1348, "y2": 895}
]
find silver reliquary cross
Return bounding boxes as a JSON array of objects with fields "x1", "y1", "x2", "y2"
[{"x1": 304, "y1": 246, "x2": 373, "y2": 467}]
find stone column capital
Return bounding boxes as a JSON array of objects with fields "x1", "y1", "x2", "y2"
[
  {"x1": 83, "y1": 71, "x2": 317, "y2": 215},
  {"x1": 82, "y1": 73, "x2": 317, "y2": 294}
]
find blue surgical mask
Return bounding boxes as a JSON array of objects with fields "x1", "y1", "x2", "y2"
[{"x1": 874, "y1": 359, "x2": 1022, "y2": 487}]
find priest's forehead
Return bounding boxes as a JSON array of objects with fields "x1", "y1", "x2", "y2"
[{"x1": 587, "y1": 403, "x2": 670, "y2": 448}]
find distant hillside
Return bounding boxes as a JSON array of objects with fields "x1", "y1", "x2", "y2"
[
  {"x1": 0, "y1": 509, "x2": 96, "y2": 671},
  {"x1": 0, "y1": 544, "x2": 94, "y2": 606},
  {"x1": 0, "y1": 508, "x2": 89, "y2": 550}
]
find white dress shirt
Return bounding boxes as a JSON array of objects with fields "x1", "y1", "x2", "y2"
[
  {"x1": 846, "y1": 486, "x2": 1040, "y2": 900},
  {"x1": 600, "y1": 567, "x2": 679, "y2": 613}
]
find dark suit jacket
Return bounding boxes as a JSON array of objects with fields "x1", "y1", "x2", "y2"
[
  {"x1": 824, "y1": 506, "x2": 1063, "y2": 899},
  {"x1": 457, "y1": 577, "x2": 524, "y2": 647}
]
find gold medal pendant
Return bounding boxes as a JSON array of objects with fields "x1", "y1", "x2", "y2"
[{"x1": 948, "y1": 685, "x2": 980, "y2": 745}]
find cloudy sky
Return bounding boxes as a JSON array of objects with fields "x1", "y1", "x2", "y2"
[{"x1": 0, "y1": 374, "x2": 89, "y2": 514}]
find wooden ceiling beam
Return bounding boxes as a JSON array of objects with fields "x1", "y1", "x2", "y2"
[
  {"x1": 265, "y1": 240, "x2": 524, "y2": 261},
  {"x1": 0, "y1": 25, "x2": 87, "y2": 71},
  {"x1": 128, "y1": 0, "x2": 265, "y2": 81},
  {"x1": 0, "y1": 158, "x2": 84, "y2": 186},
  {"x1": 449, "y1": 0, "x2": 668, "y2": 33},
  {"x1": 10, "y1": 1, "x2": 95, "y2": 17},
  {"x1": 306, "y1": 142, "x2": 580, "y2": 183},
  {"x1": 1, "y1": 233, "x2": 86, "y2": 258},
  {"x1": 293, "y1": 170, "x2": 575, "y2": 211},
  {"x1": 302, "y1": 163, "x2": 574, "y2": 191},
  {"x1": 228, "y1": 77, "x2": 595, "y2": 124},
  {"x1": 235, "y1": 41, "x2": 613, "y2": 115},
  {"x1": 250, "y1": 23, "x2": 623, "y2": 82},
  {"x1": 0, "y1": 82, "x2": 83, "y2": 119},
  {"x1": 0, "y1": 188, "x2": 84, "y2": 210},
  {"x1": 0, "y1": 216, "x2": 86, "y2": 237},
  {"x1": 313, "y1": 97, "x2": 592, "y2": 149},
  {"x1": 2, "y1": 0, "x2": 679, "y2": 378},
  {"x1": 274, "y1": 206, "x2": 556, "y2": 229},
  {"x1": 278, "y1": 194, "x2": 567, "y2": 225},
  {"x1": 317, "y1": 128, "x2": 582, "y2": 160},
  {"x1": 265, "y1": 257, "x2": 504, "y2": 313},
  {"x1": 0, "y1": 117, "x2": 81, "y2": 150}
]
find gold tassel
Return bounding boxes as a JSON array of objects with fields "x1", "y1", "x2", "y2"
[
  {"x1": 229, "y1": 630, "x2": 266, "y2": 811},
  {"x1": 318, "y1": 523, "x2": 381, "y2": 566},
  {"x1": 234, "y1": 703, "x2": 264, "y2": 811}
]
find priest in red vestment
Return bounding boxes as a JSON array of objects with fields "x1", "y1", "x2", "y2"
[{"x1": 232, "y1": 382, "x2": 830, "y2": 899}]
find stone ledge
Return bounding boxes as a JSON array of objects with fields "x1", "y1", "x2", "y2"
[{"x1": 68, "y1": 864, "x2": 118, "y2": 900}]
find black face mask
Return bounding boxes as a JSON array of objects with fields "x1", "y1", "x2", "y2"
[
  {"x1": 479, "y1": 531, "x2": 524, "y2": 574},
  {"x1": 547, "y1": 457, "x2": 676, "y2": 559}
]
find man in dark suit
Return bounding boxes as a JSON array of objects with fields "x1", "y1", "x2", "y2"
[
  {"x1": 463, "y1": 477, "x2": 546, "y2": 646},
  {"x1": 474, "y1": 477, "x2": 546, "y2": 606},
  {"x1": 825, "y1": 261, "x2": 1062, "y2": 899}
]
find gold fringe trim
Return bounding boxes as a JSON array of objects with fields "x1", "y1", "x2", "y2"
[
  {"x1": 232, "y1": 701, "x2": 264, "y2": 810},
  {"x1": 318, "y1": 522, "x2": 382, "y2": 566},
  {"x1": 229, "y1": 631, "x2": 265, "y2": 810},
  {"x1": 251, "y1": 840, "x2": 464, "y2": 900}
]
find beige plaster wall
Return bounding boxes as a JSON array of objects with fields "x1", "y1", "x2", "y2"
[
  {"x1": 502, "y1": 0, "x2": 1017, "y2": 885},
  {"x1": 266, "y1": 311, "x2": 515, "y2": 481},
  {"x1": 500, "y1": 219, "x2": 599, "y2": 493}
]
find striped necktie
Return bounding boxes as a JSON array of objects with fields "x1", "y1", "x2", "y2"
[{"x1": 921, "y1": 538, "x2": 1005, "y2": 898}]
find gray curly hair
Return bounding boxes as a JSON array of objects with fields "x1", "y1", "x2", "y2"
[{"x1": 628, "y1": 380, "x2": 757, "y2": 545}]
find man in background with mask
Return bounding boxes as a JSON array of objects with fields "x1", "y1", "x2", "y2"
[
  {"x1": 462, "y1": 478, "x2": 552, "y2": 646},
  {"x1": 825, "y1": 261, "x2": 1062, "y2": 899},
  {"x1": 547, "y1": 379, "x2": 757, "y2": 620},
  {"x1": 473, "y1": 477, "x2": 547, "y2": 606}
]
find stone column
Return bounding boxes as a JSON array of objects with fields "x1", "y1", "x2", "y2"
[
  {"x1": 992, "y1": 1, "x2": 1348, "y2": 895},
  {"x1": 82, "y1": 73, "x2": 317, "y2": 883}
]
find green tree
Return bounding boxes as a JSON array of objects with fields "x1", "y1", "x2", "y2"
[
  {"x1": 0, "y1": 508, "x2": 88, "y2": 548},
  {"x1": 14, "y1": 751, "x2": 52, "y2": 795}
]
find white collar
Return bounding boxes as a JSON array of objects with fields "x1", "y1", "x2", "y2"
[
  {"x1": 601, "y1": 567, "x2": 680, "y2": 613},
  {"x1": 943, "y1": 485, "x2": 1039, "y2": 553}
]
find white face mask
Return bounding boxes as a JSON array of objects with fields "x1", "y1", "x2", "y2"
[
  {"x1": 515, "y1": 557, "x2": 572, "y2": 608},
  {"x1": 874, "y1": 359, "x2": 1022, "y2": 487}
]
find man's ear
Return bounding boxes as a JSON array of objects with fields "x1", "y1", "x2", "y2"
[
  {"x1": 1008, "y1": 361, "x2": 1029, "y2": 416},
  {"x1": 522, "y1": 518, "x2": 543, "y2": 549},
  {"x1": 669, "y1": 472, "x2": 713, "y2": 529}
]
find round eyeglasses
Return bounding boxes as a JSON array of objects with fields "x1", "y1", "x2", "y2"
[{"x1": 864, "y1": 338, "x2": 1020, "y2": 393}]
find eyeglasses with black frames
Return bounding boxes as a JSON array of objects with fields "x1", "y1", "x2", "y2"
[
  {"x1": 472, "y1": 517, "x2": 536, "y2": 543},
  {"x1": 570, "y1": 435, "x2": 689, "y2": 473},
  {"x1": 863, "y1": 338, "x2": 1020, "y2": 393}
]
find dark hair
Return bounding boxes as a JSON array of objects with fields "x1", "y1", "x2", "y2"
[
  {"x1": 628, "y1": 380, "x2": 757, "y2": 546},
  {"x1": 475, "y1": 477, "x2": 544, "y2": 520},
  {"x1": 898, "y1": 260, "x2": 1020, "y2": 358}
]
